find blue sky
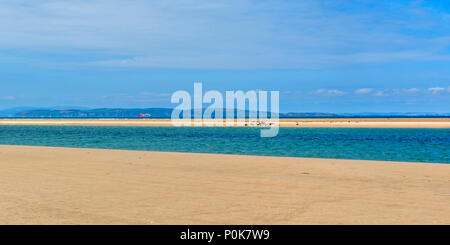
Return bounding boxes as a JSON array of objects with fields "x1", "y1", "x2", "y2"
[{"x1": 0, "y1": 0, "x2": 449, "y2": 113}]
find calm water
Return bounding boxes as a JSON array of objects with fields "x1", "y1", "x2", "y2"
[{"x1": 0, "y1": 125, "x2": 449, "y2": 163}]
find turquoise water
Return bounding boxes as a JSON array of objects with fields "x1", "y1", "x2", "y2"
[{"x1": 0, "y1": 125, "x2": 449, "y2": 163}]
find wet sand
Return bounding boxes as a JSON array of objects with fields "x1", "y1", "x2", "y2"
[
  {"x1": 0, "y1": 118, "x2": 449, "y2": 128},
  {"x1": 0, "y1": 145, "x2": 449, "y2": 224}
]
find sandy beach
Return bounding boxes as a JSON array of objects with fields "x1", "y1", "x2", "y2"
[
  {"x1": 0, "y1": 118, "x2": 449, "y2": 128},
  {"x1": 0, "y1": 145, "x2": 449, "y2": 225}
]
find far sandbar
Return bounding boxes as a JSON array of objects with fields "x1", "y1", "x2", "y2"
[{"x1": 0, "y1": 118, "x2": 449, "y2": 128}]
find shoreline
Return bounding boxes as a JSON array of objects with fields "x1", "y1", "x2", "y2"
[
  {"x1": 0, "y1": 118, "x2": 450, "y2": 128},
  {"x1": 0, "y1": 144, "x2": 448, "y2": 164},
  {"x1": 0, "y1": 145, "x2": 449, "y2": 224}
]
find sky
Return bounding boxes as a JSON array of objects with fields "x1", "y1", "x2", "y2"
[{"x1": 0, "y1": 0, "x2": 449, "y2": 113}]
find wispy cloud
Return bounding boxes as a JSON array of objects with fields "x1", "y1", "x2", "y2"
[
  {"x1": 102, "y1": 92, "x2": 171, "y2": 103},
  {"x1": 315, "y1": 89, "x2": 346, "y2": 95},
  {"x1": 1, "y1": 0, "x2": 450, "y2": 69},
  {"x1": 406, "y1": 88, "x2": 420, "y2": 93},
  {"x1": 428, "y1": 87, "x2": 445, "y2": 94},
  {"x1": 355, "y1": 88, "x2": 373, "y2": 94},
  {"x1": 314, "y1": 87, "x2": 444, "y2": 97},
  {"x1": 374, "y1": 91, "x2": 386, "y2": 96}
]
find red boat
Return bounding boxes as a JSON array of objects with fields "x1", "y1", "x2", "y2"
[{"x1": 138, "y1": 113, "x2": 151, "y2": 118}]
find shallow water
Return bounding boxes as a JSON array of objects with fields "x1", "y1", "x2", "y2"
[{"x1": 0, "y1": 126, "x2": 449, "y2": 163}]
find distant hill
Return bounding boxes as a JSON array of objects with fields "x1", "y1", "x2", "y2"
[
  {"x1": 13, "y1": 108, "x2": 173, "y2": 118},
  {"x1": 0, "y1": 106, "x2": 91, "y2": 117},
  {"x1": 0, "y1": 107, "x2": 448, "y2": 118},
  {"x1": 0, "y1": 107, "x2": 42, "y2": 117}
]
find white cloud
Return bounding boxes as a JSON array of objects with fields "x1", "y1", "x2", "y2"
[
  {"x1": 315, "y1": 89, "x2": 345, "y2": 95},
  {"x1": 428, "y1": 87, "x2": 445, "y2": 94},
  {"x1": 406, "y1": 88, "x2": 419, "y2": 93},
  {"x1": 314, "y1": 87, "x2": 430, "y2": 97},
  {"x1": 355, "y1": 88, "x2": 373, "y2": 94},
  {"x1": 102, "y1": 92, "x2": 171, "y2": 103},
  {"x1": 0, "y1": 0, "x2": 449, "y2": 69}
]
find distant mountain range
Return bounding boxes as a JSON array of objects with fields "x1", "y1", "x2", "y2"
[{"x1": 0, "y1": 107, "x2": 449, "y2": 118}]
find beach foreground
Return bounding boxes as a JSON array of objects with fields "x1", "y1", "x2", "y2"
[
  {"x1": 0, "y1": 118, "x2": 449, "y2": 128},
  {"x1": 0, "y1": 145, "x2": 449, "y2": 224}
]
